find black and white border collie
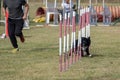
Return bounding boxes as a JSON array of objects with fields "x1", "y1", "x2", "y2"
[{"x1": 72, "y1": 37, "x2": 92, "y2": 57}]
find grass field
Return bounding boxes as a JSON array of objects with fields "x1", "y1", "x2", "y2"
[
  {"x1": 0, "y1": 24, "x2": 120, "y2": 80},
  {"x1": 0, "y1": 1, "x2": 120, "y2": 80}
]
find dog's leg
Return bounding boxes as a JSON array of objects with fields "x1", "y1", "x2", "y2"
[
  {"x1": 86, "y1": 47, "x2": 92, "y2": 57},
  {"x1": 81, "y1": 50, "x2": 84, "y2": 57},
  {"x1": 86, "y1": 47, "x2": 90, "y2": 55},
  {"x1": 87, "y1": 37, "x2": 92, "y2": 57}
]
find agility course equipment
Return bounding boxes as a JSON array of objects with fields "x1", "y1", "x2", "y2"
[
  {"x1": 46, "y1": 0, "x2": 120, "y2": 26},
  {"x1": 102, "y1": 0, "x2": 111, "y2": 26},
  {"x1": 59, "y1": 4, "x2": 91, "y2": 72},
  {"x1": 94, "y1": 5, "x2": 120, "y2": 22},
  {"x1": 89, "y1": 0, "x2": 97, "y2": 26},
  {"x1": 89, "y1": 0, "x2": 111, "y2": 26},
  {"x1": 85, "y1": 0, "x2": 120, "y2": 26},
  {"x1": 112, "y1": 17, "x2": 120, "y2": 25},
  {"x1": 76, "y1": 0, "x2": 120, "y2": 26},
  {"x1": 76, "y1": 0, "x2": 97, "y2": 26},
  {"x1": 45, "y1": 0, "x2": 59, "y2": 25}
]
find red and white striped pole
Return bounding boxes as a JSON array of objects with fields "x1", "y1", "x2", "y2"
[
  {"x1": 78, "y1": 9, "x2": 83, "y2": 59},
  {"x1": 86, "y1": 7, "x2": 90, "y2": 38},
  {"x1": 81, "y1": 8, "x2": 86, "y2": 38},
  {"x1": 70, "y1": 11, "x2": 76, "y2": 64},
  {"x1": 70, "y1": 13, "x2": 74, "y2": 65},
  {"x1": 72, "y1": 11, "x2": 77, "y2": 63},
  {"x1": 59, "y1": 14, "x2": 63, "y2": 72},
  {"x1": 59, "y1": 4, "x2": 90, "y2": 72},
  {"x1": 63, "y1": 13, "x2": 67, "y2": 71},
  {"x1": 66, "y1": 13, "x2": 70, "y2": 68}
]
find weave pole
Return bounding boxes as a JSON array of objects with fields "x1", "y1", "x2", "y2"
[
  {"x1": 59, "y1": 5, "x2": 91, "y2": 72},
  {"x1": 59, "y1": 14, "x2": 62, "y2": 72},
  {"x1": 77, "y1": 0, "x2": 81, "y2": 60},
  {"x1": 72, "y1": 11, "x2": 77, "y2": 63},
  {"x1": 66, "y1": 13, "x2": 70, "y2": 69},
  {"x1": 86, "y1": 8, "x2": 90, "y2": 38},
  {"x1": 70, "y1": 12, "x2": 74, "y2": 65},
  {"x1": 81, "y1": 8, "x2": 86, "y2": 39},
  {"x1": 63, "y1": 13, "x2": 67, "y2": 71},
  {"x1": 78, "y1": 8, "x2": 82, "y2": 60}
]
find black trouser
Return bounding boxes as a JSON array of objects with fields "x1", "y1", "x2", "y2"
[{"x1": 8, "y1": 18, "x2": 24, "y2": 48}]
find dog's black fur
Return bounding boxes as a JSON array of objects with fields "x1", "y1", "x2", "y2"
[
  {"x1": 81, "y1": 37, "x2": 91, "y2": 57},
  {"x1": 72, "y1": 37, "x2": 91, "y2": 57}
]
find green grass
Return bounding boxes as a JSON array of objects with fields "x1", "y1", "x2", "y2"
[
  {"x1": 0, "y1": 1, "x2": 120, "y2": 80},
  {"x1": 0, "y1": 25, "x2": 120, "y2": 80}
]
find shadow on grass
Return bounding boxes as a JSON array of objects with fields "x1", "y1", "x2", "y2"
[
  {"x1": 0, "y1": 47, "x2": 12, "y2": 53},
  {"x1": 24, "y1": 35, "x2": 32, "y2": 38},
  {"x1": 91, "y1": 54, "x2": 104, "y2": 58},
  {"x1": 29, "y1": 47, "x2": 58, "y2": 52}
]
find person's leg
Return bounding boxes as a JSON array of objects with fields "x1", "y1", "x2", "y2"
[
  {"x1": 8, "y1": 18, "x2": 18, "y2": 48},
  {"x1": 15, "y1": 19, "x2": 25, "y2": 43}
]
